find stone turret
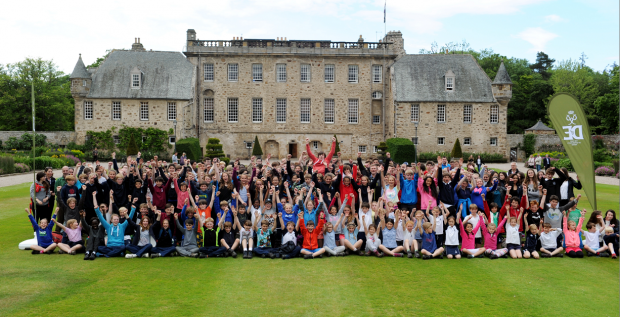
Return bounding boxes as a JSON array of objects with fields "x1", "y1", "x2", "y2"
[
  {"x1": 492, "y1": 60, "x2": 512, "y2": 106},
  {"x1": 383, "y1": 31, "x2": 405, "y2": 58},
  {"x1": 187, "y1": 29, "x2": 197, "y2": 47},
  {"x1": 69, "y1": 54, "x2": 91, "y2": 97}
]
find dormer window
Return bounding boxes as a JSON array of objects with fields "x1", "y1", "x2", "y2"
[
  {"x1": 130, "y1": 66, "x2": 142, "y2": 89},
  {"x1": 445, "y1": 69, "x2": 455, "y2": 91}
]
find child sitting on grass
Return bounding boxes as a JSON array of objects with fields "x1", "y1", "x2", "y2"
[
  {"x1": 54, "y1": 208, "x2": 83, "y2": 255},
  {"x1": 343, "y1": 220, "x2": 363, "y2": 255},
  {"x1": 322, "y1": 219, "x2": 345, "y2": 256},
  {"x1": 539, "y1": 223, "x2": 563, "y2": 258},
  {"x1": 479, "y1": 211, "x2": 507, "y2": 259},
  {"x1": 279, "y1": 217, "x2": 302, "y2": 260},
  {"x1": 444, "y1": 216, "x2": 460, "y2": 259},
  {"x1": 583, "y1": 221, "x2": 609, "y2": 257},
  {"x1": 523, "y1": 224, "x2": 541, "y2": 259},
  {"x1": 377, "y1": 211, "x2": 404, "y2": 257},
  {"x1": 460, "y1": 211, "x2": 484, "y2": 259},
  {"x1": 198, "y1": 215, "x2": 227, "y2": 259},
  {"x1": 94, "y1": 192, "x2": 135, "y2": 258},
  {"x1": 362, "y1": 214, "x2": 382, "y2": 257},
  {"x1": 505, "y1": 207, "x2": 524, "y2": 259},
  {"x1": 420, "y1": 214, "x2": 444, "y2": 259},
  {"x1": 563, "y1": 209, "x2": 586, "y2": 258},
  {"x1": 239, "y1": 219, "x2": 254, "y2": 259},
  {"x1": 299, "y1": 212, "x2": 326, "y2": 259},
  {"x1": 603, "y1": 227, "x2": 619, "y2": 259},
  {"x1": 150, "y1": 210, "x2": 177, "y2": 258},
  {"x1": 174, "y1": 212, "x2": 199, "y2": 258},
  {"x1": 25, "y1": 206, "x2": 57, "y2": 254}
]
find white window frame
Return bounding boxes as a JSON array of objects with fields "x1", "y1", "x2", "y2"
[
  {"x1": 490, "y1": 137, "x2": 498, "y2": 146},
  {"x1": 252, "y1": 64, "x2": 263, "y2": 82},
  {"x1": 463, "y1": 104, "x2": 472, "y2": 124},
  {"x1": 372, "y1": 65, "x2": 382, "y2": 83},
  {"x1": 167, "y1": 102, "x2": 177, "y2": 121},
  {"x1": 446, "y1": 77, "x2": 454, "y2": 90},
  {"x1": 228, "y1": 63, "x2": 238, "y2": 82},
  {"x1": 203, "y1": 98, "x2": 214, "y2": 123},
  {"x1": 437, "y1": 137, "x2": 445, "y2": 146},
  {"x1": 372, "y1": 115, "x2": 380, "y2": 124},
  {"x1": 227, "y1": 98, "x2": 238, "y2": 123},
  {"x1": 372, "y1": 91, "x2": 382, "y2": 99},
  {"x1": 324, "y1": 99, "x2": 335, "y2": 124},
  {"x1": 245, "y1": 141, "x2": 253, "y2": 149},
  {"x1": 358, "y1": 145, "x2": 367, "y2": 153},
  {"x1": 276, "y1": 98, "x2": 287, "y2": 123},
  {"x1": 412, "y1": 137, "x2": 418, "y2": 145},
  {"x1": 348, "y1": 65, "x2": 358, "y2": 83},
  {"x1": 324, "y1": 64, "x2": 335, "y2": 83},
  {"x1": 373, "y1": 146, "x2": 378, "y2": 153},
  {"x1": 276, "y1": 64, "x2": 287, "y2": 82},
  {"x1": 300, "y1": 98, "x2": 311, "y2": 123},
  {"x1": 348, "y1": 99, "x2": 359, "y2": 124},
  {"x1": 169, "y1": 136, "x2": 176, "y2": 144},
  {"x1": 300, "y1": 64, "x2": 311, "y2": 82},
  {"x1": 437, "y1": 104, "x2": 446, "y2": 123},
  {"x1": 132, "y1": 74, "x2": 140, "y2": 88},
  {"x1": 84, "y1": 101, "x2": 93, "y2": 120},
  {"x1": 411, "y1": 104, "x2": 419, "y2": 122},
  {"x1": 204, "y1": 63, "x2": 214, "y2": 81},
  {"x1": 252, "y1": 98, "x2": 263, "y2": 123},
  {"x1": 140, "y1": 102, "x2": 149, "y2": 121},
  {"x1": 464, "y1": 137, "x2": 471, "y2": 146},
  {"x1": 112, "y1": 101, "x2": 121, "y2": 121},
  {"x1": 490, "y1": 105, "x2": 499, "y2": 123},
  {"x1": 312, "y1": 141, "x2": 319, "y2": 150}
]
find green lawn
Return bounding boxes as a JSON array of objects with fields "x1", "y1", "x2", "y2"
[{"x1": 0, "y1": 183, "x2": 618, "y2": 316}]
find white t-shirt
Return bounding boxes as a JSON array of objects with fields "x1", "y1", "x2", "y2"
[
  {"x1": 445, "y1": 225, "x2": 459, "y2": 246},
  {"x1": 467, "y1": 214, "x2": 484, "y2": 238},
  {"x1": 282, "y1": 231, "x2": 297, "y2": 245},
  {"x1": 239, "y1": 227, "x2": 253, "y2": 240},
  {"x1": 358, "y1": 209, "x2": 373, "y2": 233},
  {"x1": 560, "y1": 181, "x2": 569, "y2": 200},
  {"x1": 584, "y1": 231, "x2": 601, "y2": 249},
  {"x1": 540, "y1": 229, "x2": 562, "y2": 249},
  {"x1": 395, "y1": 219, "x2": 405, "y2": 241},
  {"x1": 505, "y1": 223, "x2": 520, "y2": 245},
  {"x1": 428, "y1": 215, "x2": 444, "y2": 235},
  {"x1": 403, "y1": 228, "x2": 416, "y2": 242}
]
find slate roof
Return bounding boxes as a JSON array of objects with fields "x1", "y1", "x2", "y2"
[
  {"x1": 525, "y1": 120, "x2": 554, "y2": 131},
  {"x1": 70, "y1": 55, "x2": 90, "y2": 79},
  {"x1": 393, "y1": 54, "x2": 495, "y2": 103},
  {"x1": 86, "y1": 50, "x2": 194, "y2": 100},
  {"x1": 493, "y1": 60, "x2": 513, "y2": 84}
]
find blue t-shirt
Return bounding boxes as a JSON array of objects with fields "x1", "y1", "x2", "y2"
[
  {"x1": 324, "y1": 231, "x2": 337, "y2": 249},
  {"x1": 421, "y1": 231, "x2": 437, "y2": 253},
  {"x1": 344, "y1": 228, "x2": 359, "y2": 245},
  {"x1": 382, "y1": 227, "x2": 397, "y2": 249}
]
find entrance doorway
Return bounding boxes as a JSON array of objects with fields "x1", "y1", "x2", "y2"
[{"x1": 288, "y1": 143, "x2": 298, "y2": 158}]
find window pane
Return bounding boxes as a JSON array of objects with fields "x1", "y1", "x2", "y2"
[
  {"x1": 463, "y1": 104, "x2": 472, "y2": 123},
  {"x1": 464, "y1": 137, "x2": 471, "y2": 145},
  {"x1": 301, "y1": 64, "x2": 310, "y2": 82},
  {"x1": 438, "y1": 137, "x2": 445, "y2": 145},
  {"x1": 227, "y1": 98, "x2": 238, "y2": 122},
  {"x1": 372, "y1": 115, "x2": 380, "y2": 124},
  {"x1": 358, "y1": 145, "x2": 366, "y2": 153},
  {"x1": 276, "y1": 98, "x2": 287, "y2": 123},
  {"x1": 204, "y1": 63, "x2": 214, "y2": 81},
  {"x1": 132, "y1": 74, "x2": 140, "y2": 87},
  {"x1": 437, "y1": 105, "x2": 445, "y2": 123},
  {"x1": 348, "y1": 65, "x2": 358, "y2": 83},
  {"x1": 140, "y1": 102, "x2": 149, "y2": 121},
  {"x1": 490, "y1": 105, "x2": 499, "y2": 123},
  {"x1": 252, "y1": 64, "x2": 262, "y2": 82},
  {"x1": 300, "y1": 98, "x2": 311, "y2": 123},
  {"x1": 348, "y1": 99, "x2": 358, "y2": 124},
  {"x1": 252, "y1": 98, "x2": 263, "y2": 123},
  {"x1": 277, "y1": 64, "x2": 287, "y2": 82},
  {"x1": 228, "y1": 64, "x2": 238, "y2": 81},
  {"x1": 112, "y1": 101, "x2": 121, "y2": 120},
  {"x1": 84, "y1": 101, "x2": 93, "y2": 120},
  {"x1": 411, "y1": 104, "x2": 419, "y2": 122},
  {"x1": 372, "y1": 65, "x2": 382, "y2": 83},
  {"x1": 204, "y1": 98, "x2": 214, "y2": 122},
  {"x1": 168, "y1": 102, "x2": 176, "y2": 121},
  {"x1": 324, "y1": 99, "x2": 334, "y2": 123},
  {"x1": 446, "y1": 77, "x2": 453, "y2": 90},
  {"x1": 324, "y1": 65, "x2": 335, "y2": 83}
]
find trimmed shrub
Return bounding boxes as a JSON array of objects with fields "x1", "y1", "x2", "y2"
[
  {"x1": 14, "y1": 163, "x2": 30, "y2": 173},
  {"x1": 220, "y1": 157, "x2": 230, "y2": 165},
  {"x1": 593, "y1": 148, "x2": 610, "y2": 162},
  {"x1": 176, "y1": 138, "x2": 202, "y2": 162},
  {"x1": 613, "y1": 159, "x2": 619, "y2": 172},
  {"x1": 552, "y1": 158, "x2": 574, "y2": 172},
  {"x1": 126, "y1": 134, "x2": 139, "y2": 156},
  {"x1": 418, "y1": 152, "x2": 507, "y2": 163},
  {"x1": 251, "y1": 136, "x2": 263, "y2": 157},
  {"x1": 595, "y1": 166, "x2": 615, "y2": 176},
  {"x1": 205, "y1": 138, "x2": 225, "y2": 161},
  {"x1": 0, "y1": 156, "x2": 15, "y2": 174},
  {"x1": 451, "y1": 138, "x2": 463, "y2": 159},
  {"x1": 392, "y1": 144, "x2": 417, "y2": 164},
  {"x1": 386, "y1": 138, "x2": 414, "y2": 162}
]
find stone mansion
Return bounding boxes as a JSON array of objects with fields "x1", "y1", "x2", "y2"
[{"x1": 70, "y1": 30, "x2": 512, "y2": 159}]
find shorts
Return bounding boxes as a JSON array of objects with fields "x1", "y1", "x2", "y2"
[
  {"x1": 475, "y1": 238, "x2": 482, "y2": 245},
  {"x1": 386, "y1": 247, "x2": 399, "y2": 251},
  {"x1": 396, "y1": 240, "x2": 403, "y2": 247},
  {"x1": 422, "y1": 248, "x2": 437, "y2": 253},
  {"x1": 302, "y1": 248, "x2": 322, "y2": 253},
  {"x1": 463, "y1": 248, "x2": 480, "y2": 254},
  {"x1": 67, "y1": 240, "x2": 84, "y2": 248},
  {"x1": 565, "y1": 247, "x2": 581, "y2": 253},
  {"x1": 40, "y1": 242, "x2": 54, "y2": 248},
  {"x1": 588, "y1": 246, "x2": 599, "y2": 252},
  {"x1": 544, "y1": 248, "x2": 557, "y2": 253},
  {"x1": 507, "y1": 243, "x2": 521, "y2": 251},
  {"x1": 523, "y1": 247, "x2": 536, "y2": 253},
  {"x1": 416, "y1": 239, "x2": 422, "y2": 247},
  {"x1": 446, "y1": 246, "x2": 460, "y2": 255},
  {"x1": 335, "y1": 234, "x2": 341, "y2": 241}
]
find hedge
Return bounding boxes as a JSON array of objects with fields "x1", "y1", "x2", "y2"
[
  {"x1": 392, "y1": 144, "x2": 416, "y2": 164},
  {"x1": 0, "y1": 156, "x2": 15, "y2": 174},
  {"x1": 386, "y1": 138, "x2": 414, "y2": 163},
  {"x1": 418, "y1": 152, "x2": 507, "y2": 163},
  {"x1": 175, "y1": 138, "x2": 201, "y2": 162},
  {"x1": 13, "y1": 156, "x2": 75, "y2": 170}
]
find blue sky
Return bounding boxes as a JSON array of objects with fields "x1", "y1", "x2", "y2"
[{"x1": 1, "y1": 0, "x2": 617, "y2": 73}]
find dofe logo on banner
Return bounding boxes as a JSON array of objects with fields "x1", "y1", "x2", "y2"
[{"x1": 562, "y1": 110, "x2": 583, "y2": 145}]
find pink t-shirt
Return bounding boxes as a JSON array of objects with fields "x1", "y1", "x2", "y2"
[{"x1": 65, "y1": 226, "x2": 83, "y2": 242}]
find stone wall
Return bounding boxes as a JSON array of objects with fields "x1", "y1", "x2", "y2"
[
  {"x1": 0, "y1": 131, "x2": 76, "y2": 146},
  {"x1": 507, "y1": 133, "x2": 620, "y2": 160},
  {"x1": 394, "y1": 102, "x2": 508, "y2": 156}
]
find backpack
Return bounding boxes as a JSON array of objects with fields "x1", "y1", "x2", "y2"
[{"x1": 52, "y1": 232, "x2": 63, "y2": 244}]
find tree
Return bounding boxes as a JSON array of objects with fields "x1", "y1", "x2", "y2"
[
  {"x1": 126, "y1": 134, "x2": 139, "y2": 156},
  {"x1": 333, "y1": 134, "x2": 340, "y2": 153},
  {"x1": 594, "y1": 65, "x2": 619, "y2": 134},
  {"x1": 205, "y1": 138, "x2": 225, "y2": 160},
  {"x1": 251, "y1": 136, "x2": 263, "y2": 156},
  {"x1": 0, "y1": 58, "x2": 74, "y2": 131},
  {"x1": 86, "y1": 50, "x2": 114, "y2": 68},
  {"x1": 451, "y1": 138, "x2": 463, "y2": 159},
  {"x1": 530, "y1": 52, "x2": 555, "y2": 80},
  {"x1": 376, "y1": 142, "x2": 388, "y2": 160}
]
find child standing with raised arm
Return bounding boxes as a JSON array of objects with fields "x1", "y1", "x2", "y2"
[
  {"x1": 25, "y1": 206, "x2": 57, "y2": 254},
  {"x1": 505, "y1": 207, "x2": 525, "y2": 259},
  {"x1": 420, "y1": 214, "x2": 444, "y2": 259}
]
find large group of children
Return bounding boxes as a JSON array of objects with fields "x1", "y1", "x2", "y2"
[{"x1": 27, "y1": 137, "x2": 620, "y2": 261}]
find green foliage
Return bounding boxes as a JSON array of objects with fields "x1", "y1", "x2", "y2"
[
  {"x1": 522, "y1": 134, "x2": 537, "y2": 158},
  {"x1": 0, "y1": 58, "x2": 74, "y2": 131},
  {"x1": 251, "y1": 136, "x2": 263, "y2": 156},
  {"x1": 126, "y1": 134, "x2": 139, "y2": 156},
  {"x1": 85, "y1": 130, "x2": 114, "y2": 152},
  {"x1": 593, "y1": 148, "x2": 610, "y2": 162},
  {"x1": 530, "y1": 52, "x2": 555, "y2": 80},
  {"x1": 13, "y1": 156, "x2": 74, "y2": 170},
  {"x1": 451, "y1": 138, "x2": 463, "y2": 158},
  {"x1": 205, "y1": 138, "x2": 224, "y2": 161},
  {"x1": 114, "y1": 126, "x2": 172, "y2": 153},
  {"x1": 220, "y1": 157, "x2": 230, "y2": 165},
  {"x1": 333, "y1": 135, "x2": 340, "y2": 153},
  {"x1": 385, "y1": 138, "x2": 414, "y2": 163},
  {"x1": 552, "y1": 158, "x2": 574, "y2": 172},
  {"x1": 392, "y1": 144, "x2": 417, "y2": 164},
  {"x1": 376, "y1": 142, "x2": 388, "y2": 160},
  {"x1": 418, "y1": 152, "x2": 507, "y2": 163},
  {"x1": 612, "y1": 159, "x2": 619, "y2": 172},
  {"x1": 176, "y1": 138, "x2": 202, "y2": 162},
  {"x1": 0, "y1": 156, "x2": 15, "y2": 174},
  {"x1": 594, "y1": 66, "x2": 619, "y2": 134},
  {"x1": 86, "y1": 49, "x2": 113, "y2": 68},
  {"x1": 4, "y1": 133, "x2": 47, "y2": 151}
]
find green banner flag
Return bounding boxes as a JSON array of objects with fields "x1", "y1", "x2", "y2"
[{"x1": 547, "y1": 93, "x2": 596, "y2": 209}]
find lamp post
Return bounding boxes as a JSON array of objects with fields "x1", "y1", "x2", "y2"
[
  {"x1": 414, "y1": 122, "x2": 418, "y2": 164},
  {"x1": 173, "y1": 119, "x2": 177, "y2": 140}
]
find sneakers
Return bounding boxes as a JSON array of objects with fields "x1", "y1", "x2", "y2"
[
  {"x1": 141, "y1": 253, "x2": 149, "y2": 258},
  {"x1": 89, "y1": 253, "x2": 97, "y2": 260},
  {"x1": 393, "y1": 253, "x2": 403, "y2": 257},
  {"x1": 268, "y1": 253, "x2": 275, "y2": 259},
  {"x1": 422, "y1": 255, "x2": 431, "y2": 260},
  {"x1": 45, "y1": 250, "x2": 54, "y2": 254},
  {"x1": 375, "y1": 251, "x2": 384, "y2": 258},
  {"x1": 407, "y1": 251, "x2": 413, "y2": 258},
  {"x1": 58, "y1": 250, "x2": 65, "y2": 254},
  {"x1": 125, "y1": 254, "x2": 137, "y2": 259},
  {"x1": 414, "y1": 251, "x2": 420, "y2": 258},
  {"x1": 357, "y1": 250, "x2": 365, "y2": 256},
  {"x1": 248, "y1": 251, "x2": 253, "y2": 259},
  {"x1": 490, "y1": 254, "x2": 499, "y2": 259},
  {"x1": 337, "y1": 252, "x2": 346, "y2": 257},
  {"x1": 150, "y1": 253, "x2": 161, "y2": 258},
  {"x1": 199, "y1": 254, "x2": 208, "y2": 259},
  {"x1": 554, "y1": 253, "x2": 564, "y2": 258},
  {"x1": 467, "y1": 254, "x2": 474, "y2": 259},
  {"x1": 540, "y1": 253, "x2": 551, "y2": 258},
  {"x1": 84, "y1": 252, "x2": 90, "y2": 260},
  {"x1": 599, "y1": 252, "x2": 610, "y2": 257},
  {"x1": 190, "y1": 253, "x2": 199, "y2": 258},
  {"x1": 612, "y1": 254, "x2": 617, "y2": 259},
  {"x1": 70, "y1": 251, "x2": 76, "y2": 255},
  {"x1": 228, "y1": 249, "x2": 237, "y2": 258},
  {"x1": 365, "y1": 251, "x2": 372, "y2": 256},
  {"x1": 587, "y1": 252, "x2": 596, "y2": 257},
  {"x1": 304, "y1": 254, "x2": 314, "y2": 259},
  {"x1": 436, "y1": 254, "x2": 443, "y2": 259}
]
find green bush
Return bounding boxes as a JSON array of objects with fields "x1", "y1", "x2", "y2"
[
  {"x1": 126, "y1": 134, "x2": 139, "y2": 156},
  {"x1": 251, "y1": 136, "x2": 263, "y2": 157},
  {"x1": 220, "y1": 157, "x2": 230, "y2": 165},
  {"x1": 613, "y1": 159, "x2": 619, "y2": 172},
  {"x1": 392, "y1": 144, "x2": 416, "y2": 164},
  {"x1": 552, "y1": 158, "x2": 574, "y2": 172},
  {"x1": 451, "y1": 138, "x2": 463, "y2": 158},
  {"x1": 418, "y1": 152, "x2": 507, "y2": 163},
  {"x1": 386, "y1": 138, "x2": 414, "y2": 162},
  {"x1": 593, "y1": 148, "x2": 610, "y2": 162},
  {"x1": 176, "y1": 138, "x2": 202, "y2": 162},
  {"x1": 0, "y1": 156, "x2": 15, "y2": 174},
  {"x1": 522, "y1": 134, "x2": 537, "y2": 158},
  {"x1": 205, "y1": 138, "x2": 225, "y2": 161}
]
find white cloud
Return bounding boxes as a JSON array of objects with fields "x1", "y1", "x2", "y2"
[
  {"x1": 515, "y1": 27, "x2": 558, "y2": 52},
  {"x1": 544, "y1": 14, "x2": 565, "y2": 22}
]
